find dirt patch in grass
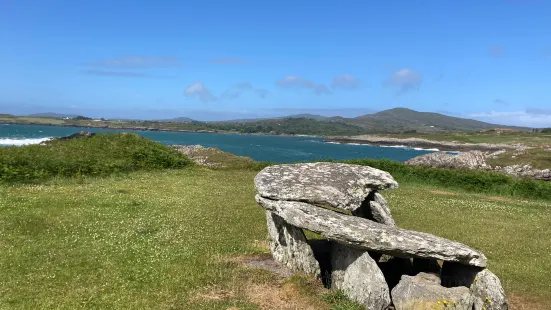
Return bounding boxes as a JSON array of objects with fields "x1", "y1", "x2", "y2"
[
  {"x1": 222, "y1": 253, "x2": 293, "y2": 278},
  {"x1": 245, "y1": 281, "x2": 329, "y2": 310},
  {"x1": 189, "y1": 286, "x2": 236, "y2": 303},
  {"x1": 508, "y1": 293, "x2": 548, "y2": 310},
  {"x1": 427, "y1": 190, "x2": 458, "y2": 196}
]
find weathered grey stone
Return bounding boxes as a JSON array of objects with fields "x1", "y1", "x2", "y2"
[
  {"x1": 391, "y1": 273, "x2": 476, "y2": 310},
  {"x1": 254, "y1": 162, "x2": 399, "y2": 211},
  {"x1": 256, "y1": 196, "x2": 487, "y2": 267},
  {"x1": 441, "y1": 263, "x2": 508, "y2": 310},
  {"x1": 330, "y1": 243, "x2": 391, "y2": 310},
  {"x1": 265, "y1": 211, "x2": 320, "y2": 277},
  {"x1": 471, "y1": 269, "x2": 508, "y2": 310},
  {"x1": 352, "y1": 191, "x2": 396, "y2": 226}
]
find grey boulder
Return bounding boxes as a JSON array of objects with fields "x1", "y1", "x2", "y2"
[
  {"x1": 391, "y1": 273, "x2": 475, "y2": 310},
  {"x1": 254, "y1": 162, "x2": 399, "y2": 211},
  {"x1": 442, "y1": 263, "x2": 508, "y2": 310},
  {"x1": 330, "y1": 243, "x2": 391, "y2": 310}
]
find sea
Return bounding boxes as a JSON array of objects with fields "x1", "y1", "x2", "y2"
[{"x1": 0, "y1": 124, "x2": 438, "y2": 163}]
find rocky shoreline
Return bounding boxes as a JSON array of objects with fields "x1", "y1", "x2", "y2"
[
  {"x1": 405, "y1": 151, "x2": 551, "y2": 181},
  {"x1": 325, "y1": 135, "x2": 526, "y2": 152}
]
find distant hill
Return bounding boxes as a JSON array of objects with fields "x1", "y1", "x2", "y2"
[
  {"x1": 335, "y1": 108, "x2": 530, "y2": 132},
  {"x1": 284, "y1": 114, "x2": 328, "y2": 120},
  {"x1": 28, "y1": 112, "x2": 78, "y2": 119},
  {"x1": 164, "y1": 117, "x2": 196, "y2": 123}
]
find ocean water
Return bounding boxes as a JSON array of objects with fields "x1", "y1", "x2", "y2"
[{"x1": 0, "y1": 124, "x2": 436, "y2": 163}]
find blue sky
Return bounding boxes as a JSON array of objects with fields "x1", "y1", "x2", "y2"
[{"x1": 1, "y1": 0, "x2": 550, "y2": 126}]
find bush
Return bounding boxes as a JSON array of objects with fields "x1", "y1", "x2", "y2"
[
  {"x1": 0, "y1": 133, "x2": 193, "y2": 183},
  {"x1": 336, "y1": 158, "x2": 551, "y2": 201},
  {"x1": 541, "y1": 128, "x2": 551, "y2": 134}
]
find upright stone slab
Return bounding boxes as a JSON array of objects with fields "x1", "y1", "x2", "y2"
[
  {"x1": 352, "y1": 191, "x2": 396, "y2": 226},
  {"x1": 254, "y1": 162, "x2": 399, "y2": 212},
  {"x1": 265, "y1": 211, "x2": 320, "y2": 277},
  {"x1": 330, "y1": 243, "x2": 391, "y2": 310}
]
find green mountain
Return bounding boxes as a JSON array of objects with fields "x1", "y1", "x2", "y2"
[{"x1": 335, "y1": 108, "x2": 529, "y2": 132}]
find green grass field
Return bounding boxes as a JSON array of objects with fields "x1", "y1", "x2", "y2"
[{"x1": 1, "y1": 168, "x2": 550, "y2": 309}]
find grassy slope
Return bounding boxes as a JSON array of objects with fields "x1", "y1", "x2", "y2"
[
  {"x1": 1, "y1": 168, "x2": 550, "y2": 309},
  {"x1": 0, "y1": 133, "x2": 193, "y2": 183},
  {"x1": 486, "y1": 148, "x2": 551, "y2": 170}
]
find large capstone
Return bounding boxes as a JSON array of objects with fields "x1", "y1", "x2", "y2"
[
  {"x1": 254, "y1": 162, "x2": 398, "y2": 211},
  {"x1": 265, "y1": 211, "x2": 320, "y2": 277},
  {"x1": 330, "y1": 243, "x2": 391, "y2": 310},
  {"x1": 257, "y1": 196, "x2": 487, "y2": 267}
]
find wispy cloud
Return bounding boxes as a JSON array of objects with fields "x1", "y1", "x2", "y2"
[
  {"x1": 234, "y1": 82, "x2": 253, "y2": 90},
  {"x1": 493, "y1": 99, "x2": 510, "y2": 105},
  {"x1": 221, "y1": 90, "x2": 241, "y2": 100},
  {"x1": 489, "y1": 46, "x2": 503, "y2": 57},
  {"x1": 184, "y1": 82, "x2": 217, "y2": 103},
  {"x1": 210, "y1": 57, "x2": 248, "y2": 64},
  {"x1": 526, "y1": 107, "x2": 551, "y2": 116},
  {"x1": 83, "y1": 70, "x2": 150, "y2": 78},
  {"x1": 86, "y1": 56, "x2": 182, "y2": 68},
  {"x1": 468, "y1": 109, "x2": 551, "y2": 127},
  {"x1": 384, "y1": 68, "x2": 422, "y2": 93},
  {"x1": 254, "y1": 89, "x2": 270, "y2": 99},
  {"x1": 437, "y1": 73, "x2": 444, "y2": 81},
  {"x1": 276, "y1": 76, "x2": 331, "y2": 95},
  {"x1": 220, "y1": 82, "x2": 269, "y2": 100},
  {"x1": 331, "y1": 74, "x2": 361, "y2": 90}
]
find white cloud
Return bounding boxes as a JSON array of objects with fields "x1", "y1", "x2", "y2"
[
  {"x1": 384, "y1": 68, "x2": 422, "y2": 93},
  {"x1": 184, "y1": 82, "x2": 217, "y2": 103},
  {"x1": 331, "y1": 74, "x2": 361, "y2": 89},
  {"x1": 467, "y1": 110, "x2": 551, "y2": 127},
  {"x1": 276, "y1": 76, "x2": 331, "y2": 95},
  {"x1": 87, "y1": 57, "x2": 182, "y2": 68}
]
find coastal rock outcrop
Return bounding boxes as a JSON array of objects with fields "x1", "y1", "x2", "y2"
[
  {"x1": 254, "y1": 162, "x2": 508, "y2": 309},
  {"x1": 404, "y1": 151, "x2": 490, "y2": 170},
  {"x1": 405, "y1": 150, "x2": 551, "y2": 181}
]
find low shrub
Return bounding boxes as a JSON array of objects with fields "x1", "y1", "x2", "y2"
[
  {"x1": 0, "y1": 133, "x2": 193, "y2": 183},
  {"x1": 338, "y1": 158, "x2": 551, "y2": 201}
]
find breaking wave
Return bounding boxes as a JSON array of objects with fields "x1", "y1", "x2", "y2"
[{"x1": 0, "y1": 137, "x2": 53, "y2": 146}]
